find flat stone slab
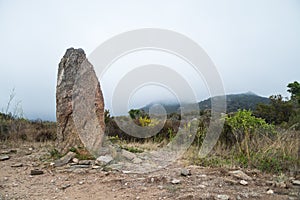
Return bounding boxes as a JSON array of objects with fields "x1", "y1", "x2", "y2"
[
  {"x1": 30, "y1": 169, "x2": 44, "y2": 176},
  {"x1": 0, "y1": 155, "x2": 10, "y2": 161},
  {"x1": 54, "y1": 152, "x2": 76, "y2": 167},
  {"x1": 229, "y1": 170, "x2": 252, "y2": 181}
]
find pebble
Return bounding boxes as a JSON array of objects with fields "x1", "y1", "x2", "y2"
[
  {"x1": 78, "y1": 181, "x2": 84, "y2": 185},
  {"x1": 60, "y1": 184, "x2": 71, "y2": 190},
  {"x1": 72, "y1": 158, "x2": 79, "y2": 164},
  {"x1": 292, "y1": 180, "x2": 300, "y2": 186},
  {"x1": 11, "y1": 163, "x2": 23, "y2": 168},
  {"x1": 216, "y1": 194, "x2": 229, "y2": 200},
  {"x1": 121, "y1": 149, "x2": 136, "y2": 161},
  {"x1": 171, "y1": 179, "x2": 181, "y2": 184},
  {"x1": 1, "y1": 149, "x2": 17, "y2": 154},
  {"x1": 229, "y1": 170, "x2": 252, "y2": 181},
  {"x1": 54, "y1": 152, "x2": 76, "y2": 167},
  {"x1": 266, "y1": 189, "x2": 274, "y2": 194},
  {"x1": 30, "y1": 169, "x2": 44, "y2": 175},
  {"x1": 0, "y1": 155, "x2": 10, "y2": 161},
  {"x1": 72, "y1": 165, "x2": 90, "y2": 168},
  {"x1": 78, "y1": 160, "x2": 91, "y2": 165},
  {"x1": 12, "y1": 183, "x2": 18, "y2": 187},
  {"x1": 132, "y1": 157, "x2": 142, "y2": 164},
  {"x1": 95, "y1": 155, "x2": 113, "y2": 166},
  {"x1": 239, "y1": 180, "x2": 248, "y2": 186},
  {"x1": 180, "y1": 168, "x2": 191, "y2": 176}
]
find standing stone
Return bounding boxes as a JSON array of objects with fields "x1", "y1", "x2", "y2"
[{"x1": 56, "y1": 48, "x2": 105, "y2": 156}]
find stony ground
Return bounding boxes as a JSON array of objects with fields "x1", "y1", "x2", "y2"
[{"x1": 0, "y1": 142, "x2": 299, "y2": 200}]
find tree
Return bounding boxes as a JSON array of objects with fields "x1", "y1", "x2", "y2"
[
  {"x1": 128, "y1": 109, "x2": 141, "y2": 119},
  {"x1": 287, "y1": 81, "x2": 300, "y2": 105},
  {"x1": 254, "y1": 95, "x2": 294, "y2": 125},
  {"x1": 128, "y1": 109, "x2": 148, "y2": 119}
]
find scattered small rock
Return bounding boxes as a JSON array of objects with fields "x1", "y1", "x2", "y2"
[
  {"x1": 30, "y1": 169, "x2": 44, "y2": 175},
  {"x1": 132, "y1": 157, "x2": 142, "y2": 164},
  {"x1": 12, "y1": 183, "x2": 18, "y2": 187},
  {"x1": 239, "y1": 180, "x2": 248, "y2": 186},
  {"x1": 78, "y1": 160, "x2": 91, "y2": 165},
  {"x1": 266, "y1": 180, "x2": 275, "y2": 186},
  {"x1": 11, "y1": 163, "x2": 23, "y2": 168},
  {"x1": 60, "y1": 184, "x2": 71, "y2": 190},
  {"x1": 180, "y1": 168, "x2": 191, "y2": 176},
  {"x1": 229, "y1": 170, "x2": 252, "y2": 181},
  {"x1": 275, "y1": 181, "x2": 287, "y2": 188},
  {"x1": 292, "y1": 180, "x2": 300, "y2": 186},
  {"x1": 1, "y1": 150, "x2": 10, "y2": 154},
  {"x1": 171, "y1": 179, "x2": 181, "y2": 184},
  {"x1": 177, "y1": 194, "x2": 194, "y2": 200},
  {"x1": 78, "y1": 181, "x2": 84, "y2": 185},
  {"x1": 224, "y1": 178, "x2": 238, "y2": 185},
  {"x1": 72, "y1": 158, "x2": 79, "y2": 164},
  {"x1": 121, "y1": 149, "x2": 136, "y2": 161},
  {"x1": 72, "y1": 165, "x2": 90, "y2": 168},
  {"x1": 0, "y1": 155, "x2": 10, "y2": 161},
  {"x1": 266, "y1": 189, "x2": 274, "y2": 194},
  {"x1": 91, "y1": 165, "x2": 101, "y2": 169},
  {"x1": 1, "y1": 149, "x2": 17, "y2": 154},
  {"x1": 54, "y1": 152, "x2": 76, "y2": 167},
  {"x1": 95, "y1": 155, "x2": 113, "y2": 166},
  {"x1": 215, "y1": 194, "x2": 229, "y2": 200}
]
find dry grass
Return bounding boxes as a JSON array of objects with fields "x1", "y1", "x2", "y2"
[
  {"x1": 111, "y1": 138, "x2": 164, "y2": 152},
  {"x1": 184, "y1": 129, "x2": 300, "y2": 174}
]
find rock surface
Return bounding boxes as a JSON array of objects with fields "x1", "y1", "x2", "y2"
[{"x1": 56, "y1": 48, "x2": 105, "y2": 155}]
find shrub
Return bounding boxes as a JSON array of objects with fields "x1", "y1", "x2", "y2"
[{"x1": 226, "y1": 109, "x2": 274, "y2": 160}]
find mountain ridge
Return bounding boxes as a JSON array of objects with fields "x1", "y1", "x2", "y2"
[{"x1": 139, "y1": 92, "x2": 270, "y2": 114}]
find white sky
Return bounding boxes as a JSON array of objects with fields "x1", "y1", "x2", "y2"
[{"x1": 0, "y1": 0, "x2": 299, "y2": 121}]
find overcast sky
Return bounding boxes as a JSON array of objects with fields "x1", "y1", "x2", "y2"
[{"x1": 0, "y1": 0, "x2": 299, "y2": 121}]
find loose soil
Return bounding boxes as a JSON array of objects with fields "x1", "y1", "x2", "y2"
[{"x1": 0, "y1": 142, "x2": 299, "y2": 200}]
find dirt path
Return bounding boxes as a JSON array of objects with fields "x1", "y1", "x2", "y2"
[{"x1": 0, "y1": 142, "x2": 299, "y2": 200}]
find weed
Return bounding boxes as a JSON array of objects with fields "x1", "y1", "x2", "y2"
[
  {"x1": 121, "y1": 145, "x2": 143, "y2": 153},
  {"x1": 49, "y1": 148, "x2": 61, "y2": 159}
]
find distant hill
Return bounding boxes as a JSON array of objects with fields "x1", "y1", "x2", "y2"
[
  {"x1": 140, "y1": 92, "x2": 270, "y2": 114},
  {"x1": 199, "y1": 92, "x2": 270, "y2": 113}
]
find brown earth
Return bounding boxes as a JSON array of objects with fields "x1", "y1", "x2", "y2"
[{"x1": 0, "y1": 142, "x2": 299, "y2": 200}]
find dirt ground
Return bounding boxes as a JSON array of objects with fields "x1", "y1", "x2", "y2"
[{"x1": 0, "y1": 142, "x2": 299, "y2": 200}]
